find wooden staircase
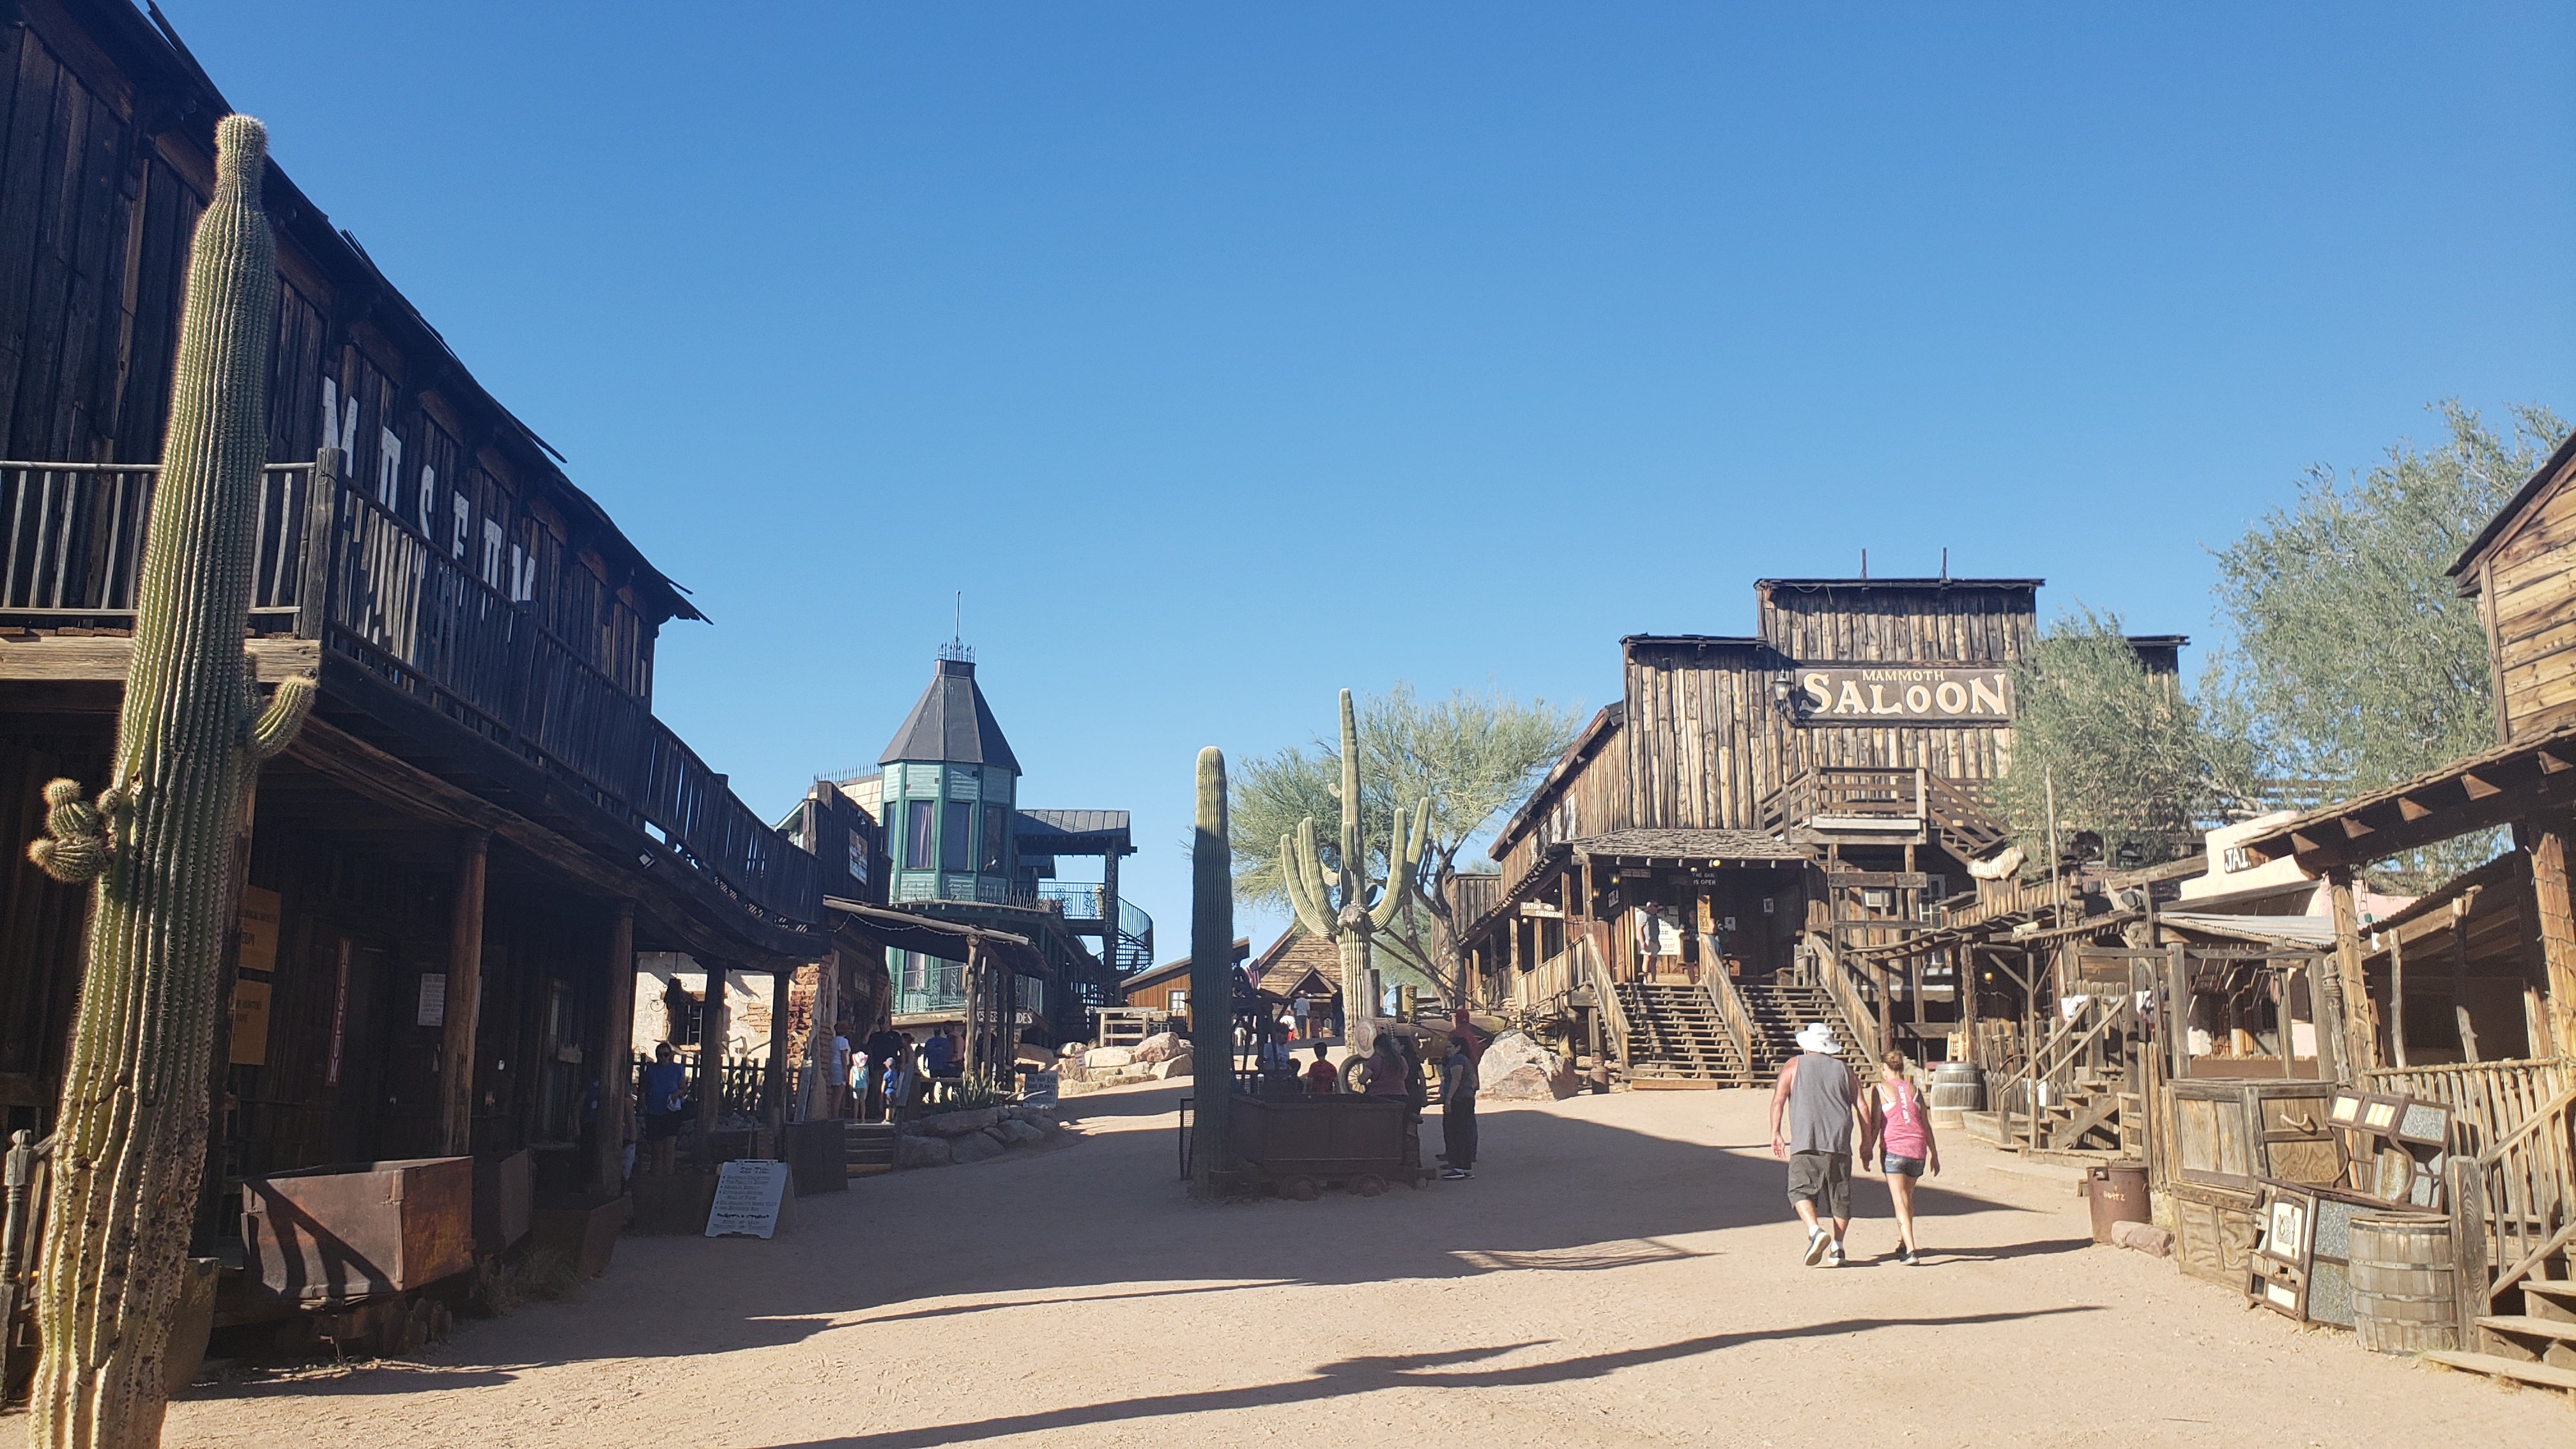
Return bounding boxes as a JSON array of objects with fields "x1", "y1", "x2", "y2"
[
  {"x1": 1740, "y1": 981, "x2": 1875, "y2": 1084},
  {"x1": 847, "y1": 1122, "x2": 896, "y2": 1177},
  {"x1": 1614, "y1": 983, "x2": 1749, "y2": 1088},
  {"x1": 2426, "y1": 1080, "x2": 2576, "y2": 1399},
  {"x1": 2431, "y1": 1278, "x2": 2576, "y2": 1396}
]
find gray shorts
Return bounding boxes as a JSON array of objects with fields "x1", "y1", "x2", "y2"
[{"x1": 1788, "y1": 1151, "x2": 1852, "y2": 1216}]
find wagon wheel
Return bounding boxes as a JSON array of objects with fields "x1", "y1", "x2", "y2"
[
  {"x1": 1351, "y1": 1174, "x2": 1387, "y2": 1197},
  {"x1": 1280, "y1": 1175, "x2": 1320, "y2": 1202}
]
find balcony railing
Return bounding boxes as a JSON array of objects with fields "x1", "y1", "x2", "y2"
[
  {"x1": 1760, "y1": 765, "x2": 1926, "y2": 834},
  {"x1": 0, "y1": 452, "x2": 820, "y2": 931}
]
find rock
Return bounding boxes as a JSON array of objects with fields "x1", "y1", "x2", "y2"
[
  {"x1": 1133, "y1": 1032, "x2": 1188, "y2": 1064},
  {"x1": 1060, "y1": 1042, "x2": 1088, "y2": 1057},
  {"x1": 992, "y1": 1118, "x2": 1045, "y2": 1147},
  {"x1": 893, "y1": 1134, "x2": 953, "y2": 1169},
  {"x1": 1000, "y1": 1103, "x2": 1055, "y2": 1124},
  {"x1": 1084, "y1": 1046, "x2": 1136, "y2": 1070},
  {"x1": 1151, "y1": 1054, "x2": 1193, "y2": 1080},
  {"x1": 2110, "y1": 1220, "x2": 2172, "y2": 1257},
  {"x1": 915, "y1": 1107, "x2": 999, "y2": 1137},
  {"x1": 949, "y1": 1129, "x2": 1008, "y2": 1163},
  {"x1": 1478, "y1": 1031, "x2": 1573, "y2": 1101}
]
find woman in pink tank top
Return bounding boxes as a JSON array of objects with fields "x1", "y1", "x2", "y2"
[{"x1": 1871, "y1": 1050, "x2": 1942, "y2": 1265}]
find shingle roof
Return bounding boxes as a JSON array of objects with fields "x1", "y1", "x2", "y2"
[
  {"x1": 1570, "y1": 829, "x2": 1810, "y2": 863},
  {"x1": 1252, "y1": 931, "x2": 1344, "y2": 997},
  {"x1": 878, "y1": 657, "x2": 1020, "y2": 770}
]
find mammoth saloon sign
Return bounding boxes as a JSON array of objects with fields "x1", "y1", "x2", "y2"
[{"x1": 1795, "y1": 664, "x2": 2012, "y2": 724}]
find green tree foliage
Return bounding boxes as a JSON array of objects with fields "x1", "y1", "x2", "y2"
[
  {"x1": 1992, "y1": 609, "x2": 2236, "y2": 869},
  {"x1": 1229, "y1": 683, "x2": 1581, "y2": 997},
  {"x1": 2204, "y1": 400, "x2": 2564, "y2": 883}
]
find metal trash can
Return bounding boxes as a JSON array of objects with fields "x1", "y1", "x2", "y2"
[{"x1": 2085, "y1": 1160, "x2": 2150, "y2": 1245}]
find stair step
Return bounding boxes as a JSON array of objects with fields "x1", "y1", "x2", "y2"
[
  {"x1": 2481, "y1": 1315, "x2": 2576, "y2": 1344},
  {"x1": 2425, "y1": 1351, "x2": 2576, "y2": 1393},
  {"x1": 2521, "y1": 1280, "x2": 2576, "y2": 1301}
]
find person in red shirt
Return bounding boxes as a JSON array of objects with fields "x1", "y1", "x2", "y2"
[{"x1": 1302, "y1": 1043, "x2": 1338, "y2": 1096}]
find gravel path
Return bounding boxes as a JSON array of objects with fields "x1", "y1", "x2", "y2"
[{"x1": 11, "y1": 1084, "x2": 2568, "y2": 1448}]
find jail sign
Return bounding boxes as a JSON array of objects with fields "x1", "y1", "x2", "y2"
[{"x1": 1795, "y1": 664, "x2": 2012, "y2": 724}]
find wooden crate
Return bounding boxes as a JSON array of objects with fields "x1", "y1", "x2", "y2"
[
  {"x1": 2171, "y1": 1180, "x2": 2263, "y2": 1287},
  {"x1": 2170, "y1": 1080, "x2": 2342, "y2": 1192}
]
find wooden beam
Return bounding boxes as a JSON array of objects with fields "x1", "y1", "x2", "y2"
[
  {"x1": 595, "y1": 900, "x2": 636, "y2": 1190},
  {"x1": 2340, "y1": 817, "x2": 2375, "y2": 841},
  {"x1": 2529, "y1": 818, "x2": 2576, "y2": 1057},
  {"x1": 2325, "y1": 869, "x2": 2374, "y2": 1078},
  {"x1": 0, "y1": 634, "x2": 318, "y2": 684},
  {"x1": 2397, "y1": 796, "x2": 2434, "y2": 823},
  {"x1": 2542, "y1": 750, "x2": 2573, "y2": 776},
  {"x1": 439, "y1": 831, "x2": 491, "y2": 1156}
]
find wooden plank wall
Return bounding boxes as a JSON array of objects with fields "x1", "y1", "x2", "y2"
[
  {"x1": 1492, "y1": 717, "x2": 1629, "y2": 891},
  {"x1": 1624, "y1": 583, "x2": 2038, "y2": 830},
  {"x1": 2480, "y1": 461, "x2": 2576, "y2": 743}
]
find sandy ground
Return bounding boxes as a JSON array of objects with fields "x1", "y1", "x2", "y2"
[{"x1": 9, "y1": 1084, "x2": 2570, "y2": 1449}]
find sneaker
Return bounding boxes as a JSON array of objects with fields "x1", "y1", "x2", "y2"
[
  {"x1": 1803, "y1": 1228, "x2": 1828, "y2": 1266},
  {"x1": 1897, "y1": 1248, "x2": 1919, "y2": 1266},
  {"x1": 1441, "y1": 1167, "x2": 1472, "y2": 1180},
  {"x1": 1825, "y1": 1241, "x2": 1846, "y2": 1268}
]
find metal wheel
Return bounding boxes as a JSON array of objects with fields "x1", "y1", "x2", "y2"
[{"x1": 1351, "y1": 1174, "x2": 1386, "y2": 1197}]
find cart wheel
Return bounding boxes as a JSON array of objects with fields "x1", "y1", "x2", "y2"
[
  {"x1": 1280, "y1": 1175, "x2": 1320, "y2": 1202},
  {"x1": 1351, "y1": 1174, "x2": 1386, "y2": 1197}
]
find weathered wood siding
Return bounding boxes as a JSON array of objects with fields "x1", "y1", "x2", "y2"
[
  {"x1": 2476, "y1": 457, "x2": 2576, "y2": 743},
  {"x1": 1623, "y1": 583, "x2": 2037, "y2": 830},
  {"x1": 1492, "y1": 715, "x2": 1628, "y2": 891},
  {"x1": 0, "y1": 9, "x2": 675, "y2": 701}
]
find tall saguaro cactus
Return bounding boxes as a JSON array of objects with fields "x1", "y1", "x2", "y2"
[
  {"x1": 26, "y1": 115, "x2": 314, "y2": 1449},
  {"x1": 1188, "y1": 747, "x2": 1234, "y2": 1199},
  {"x1": 1280, "y1": 690, "x2": 1428, "y2": 1053}
]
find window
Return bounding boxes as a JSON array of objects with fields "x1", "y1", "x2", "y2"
[
  {"x1": 906, "y1": 800, "x2": 936, "y2": 870},
  {"x1": 980, "y1": 804, "x2": 1008, "y2": 873},
  {"x1": 942, "y1": 801, "x2": 973, "y2": 872},
  {"x1": 847, "y1": 829, "x2": 869, "y2": 885}
]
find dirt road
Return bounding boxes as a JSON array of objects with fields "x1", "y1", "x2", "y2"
[{"x1": 12, "y1": 1084, "x2": 2567, "y2": 1448}]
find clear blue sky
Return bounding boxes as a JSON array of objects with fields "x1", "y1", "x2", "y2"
[{"x1": 174, "y1": 2, "x2": 2576, "y2": 955}]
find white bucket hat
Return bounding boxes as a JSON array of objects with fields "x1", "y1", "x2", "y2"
[{"x1": 1795, "y1": 1022, "x2": 1837, "y2": 1054}]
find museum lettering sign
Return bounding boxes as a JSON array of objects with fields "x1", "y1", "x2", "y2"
[{"x1": 1793, "y1": 663, "x2": 2012, "y2": 724}]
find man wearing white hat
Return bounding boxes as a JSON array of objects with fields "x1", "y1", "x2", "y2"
[{"x1": 1769, "y1": 1021, "x2": 1867, "y2": 1267}]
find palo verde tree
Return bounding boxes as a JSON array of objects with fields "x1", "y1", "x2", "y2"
[
  {"x1": 26, "y1": 116, "x2": 315, "y2": 1449},
  {"x1": 2202, "y1": 399, "x2": 2564, "y2": 884},
  {"x1": 1991, "y1": 608, "x2": 2243, "y2": 870},
  {"x1": 1231, "y1": 682, "x2": 1581, "y2": 1002}
]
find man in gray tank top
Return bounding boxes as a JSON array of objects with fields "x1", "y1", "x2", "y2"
[{"x1": 1768, "y1": 1022, "x2": 1869, "y2": 1268}]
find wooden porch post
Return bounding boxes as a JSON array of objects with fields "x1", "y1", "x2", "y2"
[
  {"x1": 595, "y1": 900, "x2": 635, "y2": 1190},
  {"x1": 2387, "y1": 925, "x2": 2409, "y2": 1070},
  {"x1": 2451, "y1": 895, "x2": 2482, "y2": 1064},
  {"x1": 803, "y1": 949, "x2": 841, "y2": 1121},
  {"x1": 2529, "y1": 818, "x2": 2576, "y2": 1057},
  {"x1": 696, "y1": 963, "x2": 729, "y2": 1145},
  {"x1": 2325, "y1": 868, "x2": 2375, "y2": 1077},
  {"x1": 439, "y1": 831, "x2": 490, "y2": 1157},
  {"x1": 765, "y1": 962, "x2": 793, "y2": 1132}
]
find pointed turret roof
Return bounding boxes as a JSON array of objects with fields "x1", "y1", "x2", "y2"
[{"x1": 878, "y1": 655, "x2": 1020, "y2": 771}]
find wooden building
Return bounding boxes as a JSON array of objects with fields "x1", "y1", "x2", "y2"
[
  {"x1": 0, "y1": 0, "x2": 829, "y2": 1235},
  {"x1": 1121, "y1": 937, "x2": 1249, "y2": 1016},
  {"x1": 1455, "y1": 576, "x2": 2183, "y2": 1087}
]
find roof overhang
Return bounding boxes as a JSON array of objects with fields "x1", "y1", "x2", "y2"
[{"x1": 2234, "y1": 723, "x2": 2576, "y2": 873}]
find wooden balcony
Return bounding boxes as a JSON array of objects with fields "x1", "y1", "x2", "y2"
[
  {"x1": 1760, "y1": 765, "x2": 1927, "y2": 843},
  {"x1": 0, "y1": 454, "x2": 820, "y2": 942}
]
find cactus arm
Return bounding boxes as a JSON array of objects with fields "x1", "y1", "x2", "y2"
[
  {"x1": 1282, "y1": 824, "x2": 1333, "y2": 937},
  {"x1": 245, "y1": 673, "x2": 317, "y2": 761},
  {"x1": 27, "y1": 778, "x2": 111, "y2": 884},
  {"x1": 1368, "y1": 799, "x2": 1412, "y2": 930}
]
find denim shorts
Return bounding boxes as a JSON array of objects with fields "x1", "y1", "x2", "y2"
[{"x1": 1883, "y1": 1154, "x2": 1926, "y2": 1178}]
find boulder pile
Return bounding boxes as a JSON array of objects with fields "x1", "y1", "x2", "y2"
[
  {"x1": 1061, "y1": 1034, "x2": 1192, "y2": 1094},
  {"x1": 893, "y1": 1102, "x2": 1065, "y2": 1169}
]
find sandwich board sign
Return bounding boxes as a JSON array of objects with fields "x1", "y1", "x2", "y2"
[{"x1": 705, "y1": 1159, "x2": 792, "y2": 1239}]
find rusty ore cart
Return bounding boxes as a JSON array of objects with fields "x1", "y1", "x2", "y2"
[{"x1": 1229, "y1": 1094, "x2": 1429, "y2": 1198}]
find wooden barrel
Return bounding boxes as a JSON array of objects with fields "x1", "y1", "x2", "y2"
[
  {"x1": 1929, "y1": 1062, "x2": 1983, "y2": 1113},
  {"x1": 2350, "y1": 1211, "x2": 2460, "y2": 1354}
]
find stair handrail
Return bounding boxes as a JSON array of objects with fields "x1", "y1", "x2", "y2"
[
  {"x1": 2474, "y1": 1080, "x2": 2576, "y2": 1310},
  {"x1": 1579, "y1": 933, "x2": 1632, "y2": 1075},
  {"x1": 1697, "y1": 940, "x2": 1755, "y2": 1073},
  {"x1": 1808, "y1": 933, "x2": 1880, "y2": 1067}
]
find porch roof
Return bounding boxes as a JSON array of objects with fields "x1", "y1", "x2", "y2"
[{"x1": 2234, "y1": 723, "x2": 2576, "y2": 873}]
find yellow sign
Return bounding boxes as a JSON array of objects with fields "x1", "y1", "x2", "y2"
[
  {"x1": 237, "y1": 885, "x2": 281, "y2": 976},
  {"x1": 229, "y1": 978, "x2": 272, "y2": 1065}
]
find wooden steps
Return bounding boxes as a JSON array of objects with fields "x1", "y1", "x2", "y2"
[
  {"x1": 847, "y1": 1123, "x2": 896, "y2": 1177},
  {"x1": 1616, "y1": 983, "x2": 1751, "y2": 1087},
  {"x1": 2477, "y1": 1314, "x2": 2576, "y2": 1343},
  {"x1": 2426, "y1": 1351, "x2": 2576, "y2": 1393}
]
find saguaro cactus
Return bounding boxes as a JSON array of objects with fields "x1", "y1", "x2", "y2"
[
  {"x1": 1280, "y1": 689, "x2": 1428, "y2": 1054},
  {"x1": 26, "y1": 115, "x2": 313, "y2": 1449},
  {"x1": 1188, "y1": 747, "x2": 1234, "y2": 1199}
]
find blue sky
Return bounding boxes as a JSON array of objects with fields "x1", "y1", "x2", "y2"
[{"x1": 173, "y1": 2, "x2": 2576, "y2": 954}]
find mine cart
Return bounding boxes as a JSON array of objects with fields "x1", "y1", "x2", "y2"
[{"x1": 1228, "y1": 1094, "x2": 1430, "y2": 1198}]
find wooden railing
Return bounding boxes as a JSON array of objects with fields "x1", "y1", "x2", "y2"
[
  {"x1": 1580, "y1": 936, "x2": 1632, "y2": 1074},
  {"x1": 1526, "y1": 944, "x2": 1583, "y2": 1015},
  {"x1": 1, "y1": 452, "x2": 824, "y2": 931},
  {"x1": 1759, "y1": 766, "x2": 1924, "y2": 833},
  {"x1": 2476, "y1": 1084, "x2": 2575, "y2": 1313},
  {"x1": 2360, "y1": 1059, "x2": 2572, "y2": 1157},
  {"x1": 1808, "y1": 935, "x2": 1881, "y2": 1066},
  {"x1": 315, "y1": 464, "x2": 819, "y2": 928},
  {"x1": 1700, "y1": 949, "x2": 1755, "y2": 1071},
  {"x1": 2, "y1": 461, "x2": 309, "y2": 622}
]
